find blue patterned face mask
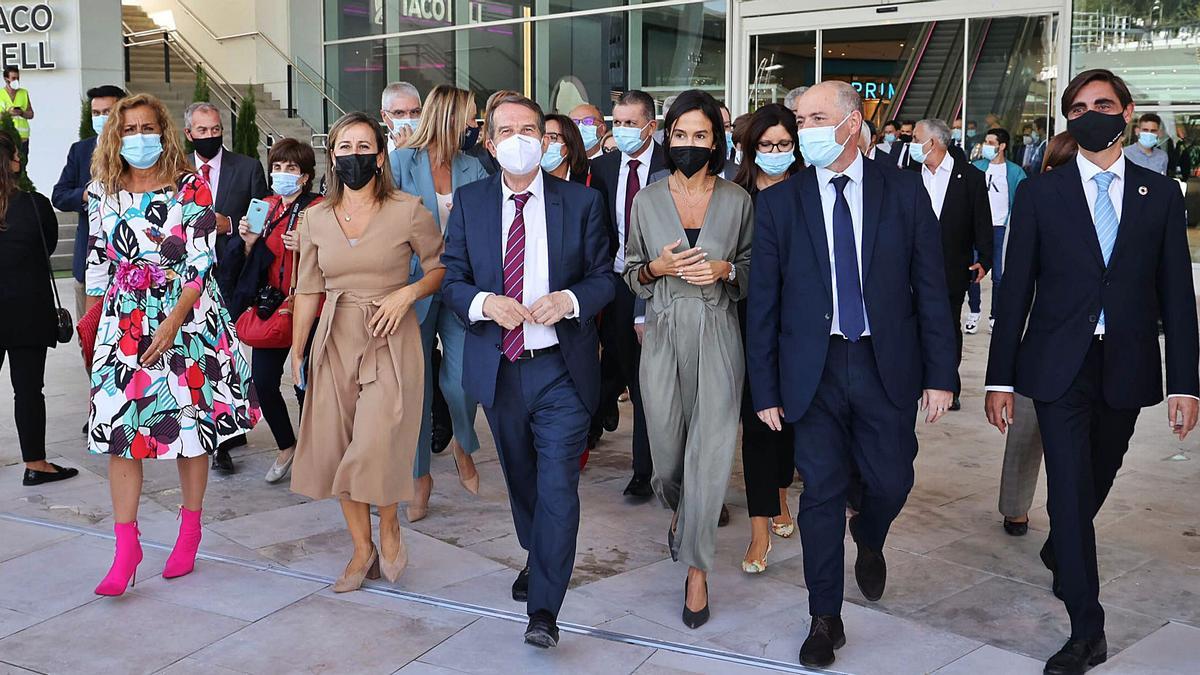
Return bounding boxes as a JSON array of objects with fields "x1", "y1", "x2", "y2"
[
  {"x1": 271, "y1": 172, "x2": 302, "y2": 196},
  {"x1": 120, "y1": 133, "x2": 163, "y2": 169}
]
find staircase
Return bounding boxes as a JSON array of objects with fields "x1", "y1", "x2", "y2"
[{"x1": 49, "y1": 214, "x2": 77, "y2": 274}]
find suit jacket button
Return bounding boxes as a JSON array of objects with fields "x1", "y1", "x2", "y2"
[
  {"x1": 825, "y1": 313, "x2": 832, "y2": 321},
  {"x1": 1088, "y1": 314, "x2": 1097, "y2": 323}
]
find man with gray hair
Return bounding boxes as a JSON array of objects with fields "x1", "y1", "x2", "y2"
[
  {"x1": 783, "y1": 85, "x2": 809, "y2": 119},
  {"x1": 748, "y1": 81, "x2": 956, "y2": 668},
  {"x1": 381, "y1": 81, "x2": 422, "y2": 151},
  {"x1": 910, "y1": 118, "x2": 992, "y2": 411},
  {"x1": 185, "y1": 100, "x2": 269, "y2": 473}
]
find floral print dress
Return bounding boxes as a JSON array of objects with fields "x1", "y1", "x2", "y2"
[{"x1": 85, "y1": 174, "x2": 259, "y2": 459}]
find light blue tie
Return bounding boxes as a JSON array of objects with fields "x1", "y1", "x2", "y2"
[{"x1": 1092, "y1": 171, "x2": 1119, "y2": 327}]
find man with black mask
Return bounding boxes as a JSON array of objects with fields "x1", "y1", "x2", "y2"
[
  {"x1": 185, "y1": 102, "x2": 269, "y2": 473},
  {"x1": 986, "y1": 69, "x2": 1199, "y2": 675}
]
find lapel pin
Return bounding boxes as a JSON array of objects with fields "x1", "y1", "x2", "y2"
[{"x1": 1138, "y1": 186, "x2": 1148, "y2": 196}]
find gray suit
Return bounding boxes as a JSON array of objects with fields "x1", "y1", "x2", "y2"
[{"x1": 998, "y1": 393, "x2": 1044, "y2": 518}]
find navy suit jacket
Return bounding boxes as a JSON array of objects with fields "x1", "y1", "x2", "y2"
[
  {"x1": 588, "y1": 142, "x2": 667, "y2": 261},
  {"x1": 986, "y1": 159, "x2": 1199, "y2": 407},
  {"x1": 51, "y1": 136, "x2": 97, "y2": 282},
  {"x1": 747, "y1": 156, "x2": 958, "y2": 421},
  {"x1": 440, "y1": 172, "x2": 615, "y2": 413}
]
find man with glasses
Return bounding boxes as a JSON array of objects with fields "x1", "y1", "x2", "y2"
[
  {"x1": 568, "y1": 103, "x2": 608, "y2": 161},
  {"x1": 381, "y1": 81, "x2": 423, "y2": 152}
]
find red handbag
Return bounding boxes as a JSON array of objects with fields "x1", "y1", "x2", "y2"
[
  {"x1": 235, "y1": 210, "x2": 301, "y2": 350},
  {"x1": 77, "y1": 299, "x2": 103, "y2": 370}
]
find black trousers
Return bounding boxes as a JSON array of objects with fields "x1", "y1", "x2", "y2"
[
  {"x1": 1034, "y1": 338, "x2": 1139, "y2": 640},
  {"x1": 948, "y1": 282, "x2": 967, "y2": 396},
  {"x1": 597, "y1": 281, "x2": 652, "y2": 478},
  {"x1": 737, "y1": 301, "x2": 795, "y2": 517},
  {"x1": 0, "y1": 346, "x2": 48, "y2": 463},
  {"x1": 251, "y1": 346, "x2": 298, "y2": 450}
]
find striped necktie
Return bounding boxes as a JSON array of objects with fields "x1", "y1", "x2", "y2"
[
  {"x1": 501, "y1": 192, "x2": 531, "y2": 362},
  {"x1": 1092, "y1": 171, "x2": 1118, "y2": 327}
]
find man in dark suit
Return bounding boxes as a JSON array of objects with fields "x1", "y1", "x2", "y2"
[
  {"x1": 911, "y1": 118, "x2": 992, "y2": 409},
  {"x1": 183, "y1": 101, "x2": 268, "y2": 472},
  {"x1": 986, "y1": 69, "x2": 1199, "y2": 675},
  {"x1": 885, "y1": 119, "x2": 917, "y2": 169},
  {"x1": 749, "y1": 82, "x2": 957, "y2": 669},
  {"x1": 587, "y1": 89, "x2": 665, "y2": 499},
  {"x1": 441, "y1": 94, "x2": 613, "y2": 649},
  {"x1": 53, "y1": 85, "x2": 125, "y2": 323}
]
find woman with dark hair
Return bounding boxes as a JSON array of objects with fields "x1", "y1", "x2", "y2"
[
  {"x1": 1041, "y1": 130, "x2": 1078, "y2": 172},
  {"x1": 218, "y1": 138, "x2": 324, "y2": 484},
  {"x1": 731, "y1": 103, "x2": 802, "y2": 574},
  {"x1": 290, "y1": 112, "x2": 445, "y2": 592},
  {"x1": 623, "y1": 89, "x2": 753, "y2": 629},
  {"x1": 541, "y1": 113, "x2": 590, "y2": 184},
  {"x1": 0, "y1": 135, "x2": 78, "y2": 487}
]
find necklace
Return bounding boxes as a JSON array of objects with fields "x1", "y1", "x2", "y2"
[
  {"x1": 670, "y1": 175, "x2": 714, "y2": 210},
  {"x1": 337, "y1": 200, "x2": 369, "y2": 223}
]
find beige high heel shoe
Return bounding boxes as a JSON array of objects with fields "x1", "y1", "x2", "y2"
[
  {"x1": 407, "y1": 474, "x2": 432, "y2": 522},
  {"x1": 452, "y1": 443, "x2": 480, "y2": 496},
  {"x1": 380, "y1": 533, "x2": 408, "y2": 583},
  {"x1": 332, "y1": 546, "x2": 380, "y2": 593}
]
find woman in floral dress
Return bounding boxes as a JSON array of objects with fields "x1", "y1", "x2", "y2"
[{"x1": 85, "y1": 93, "x2": 259, "y2": 596}]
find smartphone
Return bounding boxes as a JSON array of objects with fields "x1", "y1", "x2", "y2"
[{"x1": 246, "y1": 198, "x2": 270, "y2": 234}]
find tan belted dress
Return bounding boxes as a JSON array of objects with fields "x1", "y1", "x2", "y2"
[{"x1": 290, "y1": 193, "x2": 445, "y2": 506}]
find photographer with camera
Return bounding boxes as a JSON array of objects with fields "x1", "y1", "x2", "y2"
[{"x1": 218, "y1": 138, "x2": 323, "y2": 484}]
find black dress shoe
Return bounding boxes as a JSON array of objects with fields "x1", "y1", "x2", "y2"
[
  {"x1": 682, "y1": 577, "x2": 709, "y2": 629},
  {"x1": 799, "y1": 615, "x2": 845, "y2": 668},
  {"x1": 717, "y1": 504, "x2": 730, "y2": 527},
  {"x1": 22, "y1": 464, "x2": 80, "y2": 487},
  {"x1": 1040, "y1": 540, "x2": 1063, "y2": 600},
  {"x1": 431, "y1": 423, "x2": 452, "y2": 455},
  {"x1": 849, "y1": 515, "x2": 886, "y2": 601},
  {"x1": 1044, "y1": 635, "x2": 1107, "y2": 674},
  {"x1": 211, "y1": 447, "x2": 235, "y2": 473},
  {"x1": 524, "y1": 610, "x2": 559, "y2": 648},
  {"x1": 586, "y1": 428, "x2": 602, "y2": 450},
  {"x1": 623, "y1": 475, "x2": 653, "y2": 499},
  {"x1": 601, "y1": 404, "x2": 619, "y2": 432},
  {"x1": 512, "y1": 566, "x2": 530, "y2": 602},
  {"x1": 949, "y1": 396, "x2": 962, "y2": 411},
  {"x1": 1004, "y1": 517, "x2": 1029, "y2": 536}
]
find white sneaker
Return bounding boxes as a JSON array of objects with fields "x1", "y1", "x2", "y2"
[
  {"x1": 988, "y1": 317, "x2": 995, "y2": 333},
  {"x1": 964, "y1": 312, "x2": 980, "y2": 334}
]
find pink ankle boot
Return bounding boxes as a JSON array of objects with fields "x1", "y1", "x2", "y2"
[
  {"x1": 163, "y1": 506, "x2": 203, "y2": 579},
  {"x1": 95, "y1": 521, "x2": 142, "y2": 596}
]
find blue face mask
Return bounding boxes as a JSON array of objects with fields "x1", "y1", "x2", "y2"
[
  {"x1": 92, "y1": 114, "x2": 108, "y2": 136},
  {"x1": 120, "y1": 133, "x2": 163, "y2": 170},
  {"x1": 725, "y1": 131, "x2": 734, "y2": 154},
  {"x1": 540, "y1": 142, "x2": 566, "y2": 172},
  {"x1": 951, "y1": 128, "x2": 963, "y2": 141},
  {"x1": 612, "y1": 123, "x2": 649, "y2": 156},
  {"x1": 981, "y1": 144, "x2": 999, "y2": 161},
  {"x1": 577, "y1": 123, "x2": 599, "y2": 150},
  {"x1": 908, "y1": 139, "x2": 930, "y2": 164},
  {"x1": 1030, "y1": 131, "x2": 1041, "y2": 143},
  {"x1": 271, "y1": 172, "x2": 302, "y2": 197},
  {"x1": 754, "y1": 150, "x2": 794, "y2": 177},
  {"x1": 390, "y1": 117, "x2": 419, "y2": 134},
  {"x1": 883, "y1": 132, "x2": 897, "y2": 144},
  {"x1": 966, "y1": 128, "x2": 977, "y2": 138},
  {"x1": 1137, "y1": 131, "x2": 1158, "y2": 149},
  {"x1": 797, "y1": 112, "x2": 852, "y2": 169}
]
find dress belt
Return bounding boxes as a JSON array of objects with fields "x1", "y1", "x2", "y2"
[{"x1": 316, "y1": 288, "x2": 404, "y2": 386}]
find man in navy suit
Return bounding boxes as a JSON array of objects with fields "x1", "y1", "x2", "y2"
[
  {"x1": 748, "y1": 81, "x2": 956, "y2": 669},
  {"x1": 441, "y1": 94, "x2": 613, "y2": 649},
  {"x1": 52, "y1": 85, "x2": 125, "y2": 322},
  {"x1": 986, "y1": 69, "x2": 1198, "y2": 675}
]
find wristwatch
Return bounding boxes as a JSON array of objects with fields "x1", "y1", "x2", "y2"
[{"x1": 727, "y1": 264, "x2": 737, "y2": 282}]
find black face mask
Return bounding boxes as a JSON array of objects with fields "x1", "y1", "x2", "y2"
[
  {"x1": 669, "y1": 146, "x2": 712, "y2": 179},
  {"x1": 461, "y1": 127, "x2": 481, "y2": 152},
  {"x1": 192, "y1": 135, "x2": 223, "y2": 161},
  {"x1": 1066, "y1": 110, "x2": 1127, "y2": 153},
  {"x1": 334, "y1": 153, "x2": 380, "y2": 191},
  {"x1": 898, "y1": 133, "x2": 913, "y2": 144}
]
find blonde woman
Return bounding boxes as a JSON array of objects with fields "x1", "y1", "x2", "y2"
[
  {"x1": 389, "y1": 85, "x2": 489, "y2": 520},
  {"x1": 86, "y1": 93, "x2": 260, "y2": 596},
  {"x1": 290, "y1": 112, "x2": 445, "y2": 591}
]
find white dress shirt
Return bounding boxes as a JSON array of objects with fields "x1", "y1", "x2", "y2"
[
  {"x1": 920, "y1": 150, "x2": 955, "y2": 218},
  {"x1": 194, "y1": 147, "x2": 223, "y2": 198},
  {"x1": 815, "y1": 152, "x2": 871, "y2": 337},
  {"x1": 613, "y1": 142, "x2": 654, "y2": 273},
  {"x1": 468, "y1": 171, "x2": 579, "y2": 350}
]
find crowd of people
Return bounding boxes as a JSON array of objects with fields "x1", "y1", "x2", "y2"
[{"x1": 0, "y1": 66, "x2": 1194, "y2": 675}]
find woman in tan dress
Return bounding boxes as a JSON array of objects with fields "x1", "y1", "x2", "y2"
[{"x1": 290, "y1": 112, "x2": 446, "y2": 592}]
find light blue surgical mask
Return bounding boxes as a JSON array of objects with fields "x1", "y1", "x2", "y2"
[
  {"x1": 981, "y1": 144, "x2": 999, "y2": 161},
  {"x1": 1137, "y1": 131, "x2": 1158, "y2": 149},
  {"x1": 908, "y1": 139, "x2": 931, "y2": 164},
  {"x1": 951, "y1": 128, "x2": 963, "y2": 141},
  {"x1": 577, "y1": 123, "x2": 599, "y2": 150},
  {"x1": 966, "y1": 128, "x2": 977, "y2": 138},
  {"x1": 612, "y1": 123, "x2": 649, "y2": 156},
  {"x1": 725, "y1": 131, "x2": 734, "y2": 154},
  {"x1": 391, "y1": 117, "x2": 419, "y2": 134},
  {"x1": 797, "y1": 112, "x2": 852, "y2": 169},
  {"x1": 540, "y1": 142, "x2": 566, "y2": 172},
  {"x1": 883, "y1": 132, "x2": 897, "y2": 144},
  {"x1": 91, "y1": 114, "x2": 108, "y2": 136},
  {"x1": 271, "y1": 172, "x2": 302, "y2": 197},
  {"x1": 754, "y1": 150, "x2": 794, "y2": 177},
  {"x1": 120, "y1": 133, "x2": 163, "y2": 169},
  {"x1": 1031, "y1": 131, "x2": 1041, "y2": 143}
]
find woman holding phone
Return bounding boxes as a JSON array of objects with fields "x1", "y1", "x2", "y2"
[{"x1": 218, "y1": 138, "x2": 323, "y2": 484}]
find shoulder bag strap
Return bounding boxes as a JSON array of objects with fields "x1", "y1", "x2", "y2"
[{"x1": 29, "y1": 192, "x2": 65, "y2": 315}]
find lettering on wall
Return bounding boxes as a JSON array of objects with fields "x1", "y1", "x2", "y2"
[
  {"x1": 382, "y1": 0, "x2": 484, "y2": 25},
  {"x1": 0, "y1": 3, "x2": 55, "y2": 69},
  {"x1": 852, "y1": 80, "x2": 896, "y2": 101}
]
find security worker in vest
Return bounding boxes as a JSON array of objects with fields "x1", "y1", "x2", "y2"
[{"x1": 0, "y1": 67, "x2": 33, "y2": 156}]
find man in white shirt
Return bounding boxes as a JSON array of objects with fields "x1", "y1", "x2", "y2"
[{"x1": 381, "y1": 81, "x2": 422, "y2": 152}]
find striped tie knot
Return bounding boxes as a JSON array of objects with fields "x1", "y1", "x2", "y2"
[
  {"x1": 1094, "y1": 171, "x2": 1115, "y2": 191},
  {"x1": 512, "y1": 191, "x2": 531, "y2": 209}
]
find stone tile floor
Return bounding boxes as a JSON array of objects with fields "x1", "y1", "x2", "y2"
[{"x1": 0, "y1": 279, "x2": 1197, "y2": 674}]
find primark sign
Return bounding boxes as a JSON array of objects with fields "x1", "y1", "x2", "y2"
[{"x1": 0, "y1": 3, "x2": 55, "y2": 69}]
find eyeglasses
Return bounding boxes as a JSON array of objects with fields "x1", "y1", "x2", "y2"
[
  {"x1": 544, "y1": 131, "x2": 564, "y2": 143},
  {"x1": 757, "y1": 140, "x2": 795, "y2": 153},
  {"x1": 572, "y1": 116, "x2": 600, "y2": 126}
]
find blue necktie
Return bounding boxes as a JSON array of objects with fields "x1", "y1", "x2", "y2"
[
  {"x1": 831, "y1": 175, "x2": 865, "y2": 341},
  {"x1": 1092, "y1": 171, "x2": 1119, "y2": 328}
]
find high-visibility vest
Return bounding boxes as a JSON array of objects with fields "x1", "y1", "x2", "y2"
[{"x1": 0, "y1": 88, "x2": 30, "y2": 139}]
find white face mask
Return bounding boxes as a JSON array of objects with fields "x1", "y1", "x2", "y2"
[
  {"x1": 7, "y1": 79, "x2": 18, "y2": 90},
  {"x1": 493, "y1": 133, "x2": 543, "y2": 176}
]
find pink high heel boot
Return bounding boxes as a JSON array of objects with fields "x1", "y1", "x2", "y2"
[
  {"x1": 94, "y1": 521, "x2": 142, "y2": 596},
  {"x1": 162, "y1": 506, "x2": 202, "y2": 579}
]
